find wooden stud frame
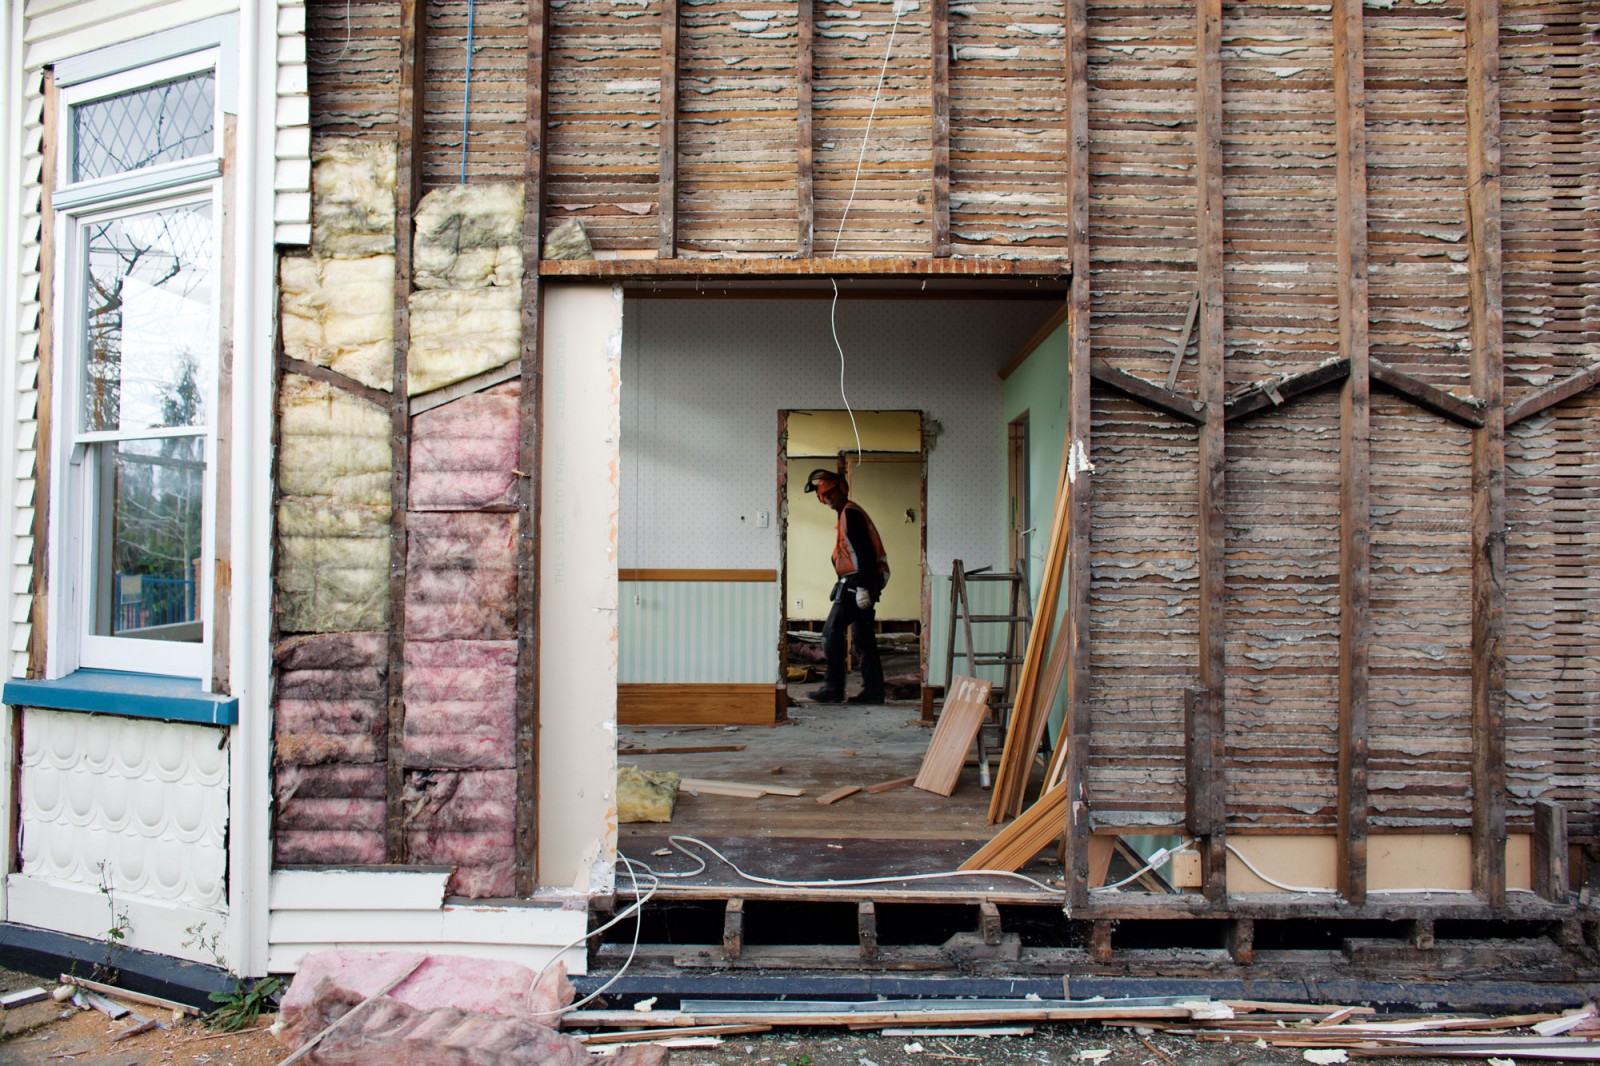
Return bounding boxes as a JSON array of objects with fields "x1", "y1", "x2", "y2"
[
  {"x1": 1465, "y1": 0, "x2": 1507, "y2": 907},
  {"x1": 386, "y1": 0, "x2": 427, "y2": 865},
  {"x1": 1192, "y1": 0, "x2": 1228, "y2": 902},
  {"x1": 516, "y1": 0, "x2": 553, "y2": 893},
  {"x1": 1332, "y1": 0, "x2": 1371, "y2": 905}
]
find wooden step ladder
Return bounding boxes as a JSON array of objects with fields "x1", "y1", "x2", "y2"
[{"x1": 941, "y1": 559, "x2": 1032, "y2": 788}]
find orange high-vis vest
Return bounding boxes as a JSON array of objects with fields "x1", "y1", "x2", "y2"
[{"x1": 832, "y1": 501, "x2": 890, "y2": 589}]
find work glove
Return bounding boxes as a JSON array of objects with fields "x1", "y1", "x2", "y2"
[{"x1": 855, "y1": 587, "x2": 872, "y2": 610}]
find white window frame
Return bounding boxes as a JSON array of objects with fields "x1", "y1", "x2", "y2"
[{"x1": 46, "y1": 44, "x2": 225, "y2": 683}]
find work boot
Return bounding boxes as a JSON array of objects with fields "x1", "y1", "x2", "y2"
[
  {"x1": 804, "y1": 688, "x2": 845, "y2": 704},
  {"x1": 846, "y1": 692, "x2": 884, "y2": 705}
]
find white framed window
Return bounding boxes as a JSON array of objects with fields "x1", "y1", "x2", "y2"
[{"x1": 47, "y1": 41, "x2": 225, "y2": 682}]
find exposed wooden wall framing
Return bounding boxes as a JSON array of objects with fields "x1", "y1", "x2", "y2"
[
  {"x1": 286, "y1": 0, "x2": 1600, "y2": 910},
  {"x1": 1332, "y1": 0, "x2": 1371, "y2": 905},
  {"x1": 1057, "y1": 0, "x2": 1092, "y2": 910},
  {"x1": 658, "y1": 0, "x2": 678, "y2": 258},
  {"x1": 386, "y1": 0, "x2": 427, "y2": 865},
  {"x1": 1465, "y1": 0, "x2": 1507, "y2": 906},
  {"x1": 1192, "y1": 0, "x2": 1227, "y2": 901},
  {"x1": 516, "y1": 0, "x2": 552, "y2": 894},
  {"x1": 28, "y1": 71, "x2": 57, "y2": 684}
]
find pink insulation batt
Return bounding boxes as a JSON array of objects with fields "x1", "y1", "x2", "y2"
[
  {"x1": 409, "y1": 382, "x2": 520, "y2": 511},
  {"x1": 404, "y1": 769, "x2": 517, "y2": 898},
  {"x1": 401, "y1": 640, "x2": 516, "y2": 769},
  {"x1": 274, "y1": 634, "x2": 389, "y2": 865},
  {"x1": 279, "y1": 950, "x2": 575, "y2": 1021},
  {"x1": 404, "y1": 511, "x2": 517, "y2": 641}
]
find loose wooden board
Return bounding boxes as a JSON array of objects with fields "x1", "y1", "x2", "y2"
[{"x1": 914, "y1": 676, "x2": 991, "y2": 797}]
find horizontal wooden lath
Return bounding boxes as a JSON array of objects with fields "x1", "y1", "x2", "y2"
[{"x1": 542, "y1": 258, "x2": 1070, "y2": 279}]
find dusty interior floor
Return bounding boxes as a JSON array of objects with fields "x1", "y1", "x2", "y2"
[{"x1": 616, "y1": 703, "x2": 1067, "y2": 901}]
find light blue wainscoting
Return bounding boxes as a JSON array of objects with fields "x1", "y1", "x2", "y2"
[
  {"x1": 619, "y1": 580, "x2": 780, "y2": 684},
  {"x1": 925, "y1": 573, "x2": 1015, "y2": 689}
]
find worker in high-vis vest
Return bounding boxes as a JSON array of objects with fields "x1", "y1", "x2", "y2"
[{"x1": 802, "y1": 468, "x2": 889, "y2": 704}]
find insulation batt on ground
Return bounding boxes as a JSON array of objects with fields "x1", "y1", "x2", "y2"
[
  {"x1": 310, "y1": 139, "x2": 397, "y2": 258},
  {"x1": 280, "y1": 254, "x2": 396, "y2": 390},
  {"x1": 407, "y1": 287, "x2": 521, "y2": 396},
  {"x1": 618, "y1": 766, "x2": 682, "y2": 823},
  {"x1": 409, "y1": 381, "x2": 522, "y2": 510},
  {"x1": 412, "y1": 182, "x2": 525, "y2": 290}
]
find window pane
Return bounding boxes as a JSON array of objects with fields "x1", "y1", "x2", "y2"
[
  {"x1": 82, "y1": 203, "x2": 212, "y2": 433},
  {"x1": 93, "y1": 437, "x2": 205, "y2": 643},
  {"x1": 72, "y1": 71, "x2": 214, "y2": 182}
]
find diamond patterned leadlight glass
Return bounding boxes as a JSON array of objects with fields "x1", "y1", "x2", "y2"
[{"x1": 72, "y1": 71, "x2": 214, "y2": 183}]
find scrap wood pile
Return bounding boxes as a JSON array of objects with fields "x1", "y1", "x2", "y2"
[
  {"x1": 563, "y1": 995, "x2": 1600, "y2": 1061},
  {"x1": 1119, "y1": 1000, "x2": 1600, "y2": 1061},
  {"x1": 565, "y1": 994, "x2": 1363, "y2": 1035}
]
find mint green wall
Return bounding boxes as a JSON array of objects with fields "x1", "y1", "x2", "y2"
[
  {"x1": 1000, "y1": 317, "x2": 1071, "y2": 740},
  {"x1": 620, "y1": 581, "x2": 779, "y2": 683},
  {"x1": 1001, "y1": 318, "x2": 1069, "y2": 600}
]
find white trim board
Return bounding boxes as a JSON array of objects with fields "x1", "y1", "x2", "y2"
[{"x1": 7, "y1": 873, "x2": 228, "y2": 966}]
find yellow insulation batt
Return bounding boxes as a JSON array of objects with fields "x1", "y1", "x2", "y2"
[
  {"x1": 413, "y1": 182, "x2": 523, "y2": 290},
  {"x1": 617, "y1": 766, "x2": 681, "y2": 824},
  {"x1": 311, "y1": 140, "x2": 397, "y2": 259},
  {"x1": 276, "y1": 375, "x2": 392, "y2": 632},
  {"x1": 280, "y1": 254, "x2": 395, "y2": 390},
  {"x1": 407, "y1": 286, "x2": 520, "y2": 396}
]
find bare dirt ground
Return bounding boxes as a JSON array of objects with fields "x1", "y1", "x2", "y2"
[{"x1": 0, "y1": 964, "x2": 1494, "y2": 1066}]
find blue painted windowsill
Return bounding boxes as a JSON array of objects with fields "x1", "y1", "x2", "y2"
[{"x1": 2, "y1": 670, "x2": 238, "y2": 726}]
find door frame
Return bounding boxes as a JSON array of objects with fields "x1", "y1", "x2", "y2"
[{"x1": 777, "y1": 410, "x2": 928, "y2": 705}]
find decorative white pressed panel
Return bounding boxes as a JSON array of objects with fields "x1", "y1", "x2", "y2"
[{"x1": 20, "y1": 708, "x2": 228, "y2": 909}]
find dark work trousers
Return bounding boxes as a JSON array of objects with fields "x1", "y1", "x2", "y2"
[{"x1": 821, "y1": 591, "x2": 884, "y2": 699}]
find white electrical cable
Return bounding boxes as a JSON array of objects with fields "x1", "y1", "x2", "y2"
[
  {"x1": 1091, "y1": 839, "x2": 1197, "y2": 893},
  {"x1": 826, "y1": 0, "x2": 906, "y2": 466},
  {"x1": 627, "y1": 835, "x2": 1065, "y2": 895},
  {"x1": 525, "y1": 851, "x2": 659, "y2": 1020}
]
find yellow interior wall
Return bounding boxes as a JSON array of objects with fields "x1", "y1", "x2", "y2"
[
  {"x1": 787, "y1": 409, "x2": 922, "y2": 456},
  {"x1": 786, "y1": 455, "x2": 921, "y2": 622}
]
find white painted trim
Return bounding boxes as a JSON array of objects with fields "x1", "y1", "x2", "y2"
[
  {"x1": 227, "y1": 0, "x2": 276, "y2": 979},
  {"x1": 269, "y1": 869, "x2": 449, "y2": 912},
  {"x1": 538, "y1": 285, "x2": 623, "y2": 894},
  {"x1": 7, "y1": 873, "x2": 228, "y2": 966},
  {"x1": 268, "y1": 940, "x2": 588, "y2": 975},
  {"x1": 51, "y1": 158, "x2": 224, "y2": 212},
  {"x1": 51, "y1": 12, "x2": 238, "y2": 111},
  {"x1": 269, "y1": 905, "x2": 590, "y2": 946}
]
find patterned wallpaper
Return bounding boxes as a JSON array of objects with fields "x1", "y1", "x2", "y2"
[{"x1": 619, "y1": 297, "x2": 1056, "y2": 574}]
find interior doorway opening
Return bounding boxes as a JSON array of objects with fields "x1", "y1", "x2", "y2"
[{"x1": 781, "y1": 409, "x2": 926, "y2": 705}]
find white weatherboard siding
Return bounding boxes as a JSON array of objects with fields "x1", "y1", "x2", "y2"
[
  {"x1": 539, "y1": 284, "x2": 623, "y2": 892},
  {"x1": 266, "y1": 870, "x2": 590, "y2": 975},
  {"x1": 3, "y1": 0, "x2": 294, "y2": 975},
  {"x1": 0, "y1": 0, "x2": 23, "y2": 923}
]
